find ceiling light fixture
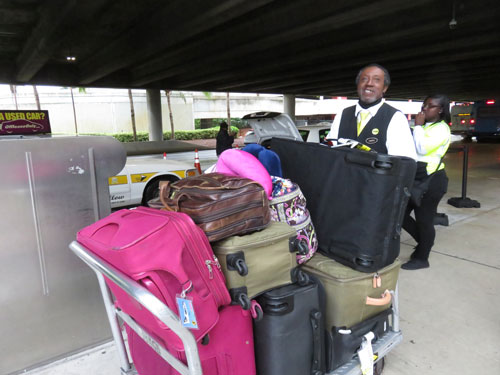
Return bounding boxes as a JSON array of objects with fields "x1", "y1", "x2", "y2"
[{"x1": 449, "y1": 1, "x2": 457, "y2": 29}]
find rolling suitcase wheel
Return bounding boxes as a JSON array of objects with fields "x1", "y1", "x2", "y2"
[
  {"x1": 234, "y1": 258, "x2": 248, "y2": 276},
  {"x1": 226, "y1": 252, "x2": 249, "y2": 276},
  {"x1": 291, "y1": 268, "x2": 310, "y2": 286},
  {"x1": 374, "y1": 357, "x2": 385, "y2": 375},
  {"x1": 251, "y1": 300, "x2": 264, "y2": 321},
  {"x1": 292, "y1": 238, "x2": 309, "y2": 255},
  {"x1": 238, "y1": 293, "x2": 251, "y2": 310}
]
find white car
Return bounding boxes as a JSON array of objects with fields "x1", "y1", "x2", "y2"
[
  {"x1": 242, "y1": 112, "x2": 303, "y2": 147},
  {"x1": 296, "y1": 122, "x2": 331, "y2": 143},
  {"x1": 109, "y1": 156, "x2": 198, "y2": 208},
  {"x1": 243, "y1": 112, "x2": 331, "y2": 145}
]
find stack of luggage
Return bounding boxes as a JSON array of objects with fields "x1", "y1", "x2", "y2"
[{"x1": 76, "y1": 141, "x2": 416, "y2": 374}]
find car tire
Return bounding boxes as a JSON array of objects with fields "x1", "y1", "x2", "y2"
[{"x1": 142, "y1": 176, "x2": 179, "y2": 206}]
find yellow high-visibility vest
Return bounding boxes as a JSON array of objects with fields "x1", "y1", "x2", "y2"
[{"x1": 417, "y1": 120, "x2": 451, "y2": 174}]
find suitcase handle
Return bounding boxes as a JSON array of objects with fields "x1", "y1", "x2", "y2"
[
  {"x1": 345, "y1": 152, "x2": 394, "y2": 170},
  {"x1": 310, "y1": 309, "x2": 323, "y2": 375},
  {"x1": 365, "y1": 290, "x2": 392, "y2": 306},
  {"x1": 159, "y1": 182, "x2": 182, "y2": 211}
]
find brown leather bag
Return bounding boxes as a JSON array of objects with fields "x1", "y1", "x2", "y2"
[{"x1": 154, "y1": 173, "x2": 271, "y2": 242}]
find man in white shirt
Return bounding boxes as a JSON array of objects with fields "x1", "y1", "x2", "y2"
[{"x1": 327, "y1": 64, "x2": 417, "y2": 160}]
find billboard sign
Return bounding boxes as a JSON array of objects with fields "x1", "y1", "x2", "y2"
[{"x1": 0, "y1": 110, "x2": 51, "y2": 136}]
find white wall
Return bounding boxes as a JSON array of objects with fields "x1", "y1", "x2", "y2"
[
  {"x1": 0, "y1": 86, "x2": 194, "y2": 135},
  {"x1": 0, "y1": 86, "x2": 423, "y2": 134}
]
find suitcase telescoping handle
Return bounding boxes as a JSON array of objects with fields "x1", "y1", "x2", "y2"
[
  {"x1": 310, "y1": 309, "x2": 324, "y2": 375},
  {"x1": 365, "y1": 289, "x2": 392, "y2": 306}
]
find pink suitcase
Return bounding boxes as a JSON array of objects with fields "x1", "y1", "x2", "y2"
[
  {"x1": 77, "y1": 206, "x2": 231, "y2": 351},
  {"x1": 127, "y1": 304, "x2": 256, "y2": 375}
]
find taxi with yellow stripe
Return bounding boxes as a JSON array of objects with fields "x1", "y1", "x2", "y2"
[{"x1": 109, "y1": 157, "x2": 198, "y2": 208}]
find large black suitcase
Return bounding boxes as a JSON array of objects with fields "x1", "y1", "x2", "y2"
[
  {"x1": 253, "y1": 280, "x2": 326, "y2": 375},
  {"x1": 271, "y1": 138, "x2": 416, "y2": 272}
]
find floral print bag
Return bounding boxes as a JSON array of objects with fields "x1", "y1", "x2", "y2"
[{"x1": 269, "y1": 176, "x2": 318, "y2": 264}]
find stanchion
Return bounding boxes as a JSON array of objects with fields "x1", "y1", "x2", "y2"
[{"x1": 447, "y1": 144, "x2": 480, "y2": 208}]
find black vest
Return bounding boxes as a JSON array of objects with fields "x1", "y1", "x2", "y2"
[{"x1": 338, "y1": 103, "x2": 398, "y2": 154}]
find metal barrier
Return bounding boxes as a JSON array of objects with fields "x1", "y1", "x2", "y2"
[
  {"x1": 69, "y1": 241, "x2": 202, "y2": 375},
  {"x1": 447, "y1": 144, "x2": 480, "y2": 208}
]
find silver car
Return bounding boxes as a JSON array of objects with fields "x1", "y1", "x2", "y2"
[{"x1": 243, "y1": 112, "x2": 330, "y2": 146}]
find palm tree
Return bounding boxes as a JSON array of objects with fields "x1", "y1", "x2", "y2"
[
  {"x1": 165, "y1": 90, "x2": 175, "y2": 140},
  {"x1": 10, "y1": 85, "x2": 18, "y2": 109},
  {"x1": 67, "y1": 87, "x2": 86, "y2": 135},
  {"x1": 226, "y1": 92, "x2": 231, "y2": 126},
  {"x1": 33, "y1": 85, "x2": 41, "y2": 110},
  {"x1": 128, "y1": 89, "x2": 137, "y2": 141}
]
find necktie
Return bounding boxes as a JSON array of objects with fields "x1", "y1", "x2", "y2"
[{"x1": 357, "y1": 110, "x2": 370, "y2": 136}]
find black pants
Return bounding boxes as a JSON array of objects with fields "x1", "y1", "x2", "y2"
[{"x1": 403, "y1": 169, "x2": 448, "y2": 261}]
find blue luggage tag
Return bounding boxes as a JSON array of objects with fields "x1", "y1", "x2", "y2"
[{"x1": 176, "y1": 289, "x2": 199, "y2": 330}]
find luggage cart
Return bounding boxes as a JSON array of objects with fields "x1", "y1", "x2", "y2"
[
  {"x1": 70, "y1": 240, "x2": 402, "y2": 375},
  {"x1": 69, "y1": 241, "x2": 202, "y2": 375}
]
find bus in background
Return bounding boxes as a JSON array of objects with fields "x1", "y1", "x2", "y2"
[
  {"x1": 451, "y1": 100, "x2": 500, "y2": 141},
  {"x1": 468, "y1": 99, "x2": 500, "y2": 141},
  {"x1": 450, "y1": 102, "x2": 473, "y2": 135}
]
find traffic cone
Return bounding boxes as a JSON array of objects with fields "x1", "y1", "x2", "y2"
[
  {"x1": 163, "y1": 152, "x2": 167, "y2": 160},
  {"x1": 194, "y1": 149, "x2": 202, "y2": 174}
]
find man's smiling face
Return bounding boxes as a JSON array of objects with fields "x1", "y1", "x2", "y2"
[{"x1": 357, "y1": 66, "x2": 388, "y2": 104}]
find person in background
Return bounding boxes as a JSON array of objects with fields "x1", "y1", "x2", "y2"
[
  {"x1": 402, "y1": 94, "x2": 451, "y2": 270},
  {"x1": 327, "y1": 63, "x2": 417, "y2": 159},
  {"x1": 216, "y1": 121, "x2": 234, "y2": 156}
]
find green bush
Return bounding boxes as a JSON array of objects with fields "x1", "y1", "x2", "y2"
[
  {"x1": 107, "y1": 126, "x2": 239, "y2": 143},
  {"x1": 195, "y1": 118, "x2": 246, "y2": 129}
]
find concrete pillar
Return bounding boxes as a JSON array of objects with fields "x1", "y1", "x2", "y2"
[
  {"x1": 283, "y1": 94, "x2": 296, "y2": 122},
  {"x1": 146, "y1": 89, "x2": 163, "y2": 141}
]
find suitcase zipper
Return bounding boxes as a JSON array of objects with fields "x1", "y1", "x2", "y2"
[
  {"x1": 215, "y1": 227, "x2": 294, "y2": 249},
  {"x1": 169, "y1": 215, "x2": 228, "y2": 305},
  {"x1": 171, "y1": 186, "x2": 262, "y2": 209},
  {"x1": 205, "y1": 257, "x2": 222, "y2": 280},
  {"x1": 191, "y1": 200, "x2": 264, "y2": 223},
  {"x1": 204, "y1": 218, "x2": 269, "y2": 239}
]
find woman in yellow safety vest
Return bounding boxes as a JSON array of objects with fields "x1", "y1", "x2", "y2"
[{"x1": 402, "y1": 94, "x2": 451, "y2": 270}]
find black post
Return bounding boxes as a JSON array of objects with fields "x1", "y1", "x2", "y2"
[
  {"x1": 447, "y1": 144, "x2": 480, "y2": 208},
  {"x1": 461, "y1": 145, "x2": 468, "y2": 198}
]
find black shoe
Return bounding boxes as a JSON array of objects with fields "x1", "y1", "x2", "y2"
[{"x1": 401, "y1": 259, "x2": 429, "y2": 270}]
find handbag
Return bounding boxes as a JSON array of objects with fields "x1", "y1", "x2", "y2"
[
  {"x1": 410, "y1": 159, "x2": 443, "y2": 207},
  {"x1": 150, "y1": 173, "x2": 271, "y2": 242}
]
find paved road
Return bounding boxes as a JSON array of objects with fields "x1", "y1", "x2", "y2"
[{"x1": 129, "y1": 149, "x2": 218, "y2": 171}]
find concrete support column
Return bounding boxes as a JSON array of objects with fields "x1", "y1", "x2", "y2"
[
  {"x1": 146, "y1": 89, "x2": 163, "y2": 141},
  {"x1": 283, "y1": 94, "x2": 296, "y2": 122}
]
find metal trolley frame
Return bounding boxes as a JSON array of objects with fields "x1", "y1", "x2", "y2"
[{"x1": 69, "y1": 240, "x2": 402, "y2": 375}]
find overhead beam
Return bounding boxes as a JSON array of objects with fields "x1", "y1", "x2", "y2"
[
  {"x1": 231, "y1": 34, "x2": 500, "y2": 94},
  {"x1": 15, "y1": 0, "x2": 76, "y2": 82},
  {"x1": 175, "y1": 9, "x2": 497, "y2": 91},
  {"x1": 78, "y1": 0, "x2": 275, "y2": 84},
  {"x1": 131, "y1": 0, "x2": 435, "y2": 86}
]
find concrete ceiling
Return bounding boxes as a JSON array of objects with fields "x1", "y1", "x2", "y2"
[{"x1": 1, "y1": 0, "x2": 499, "y2": 101}]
